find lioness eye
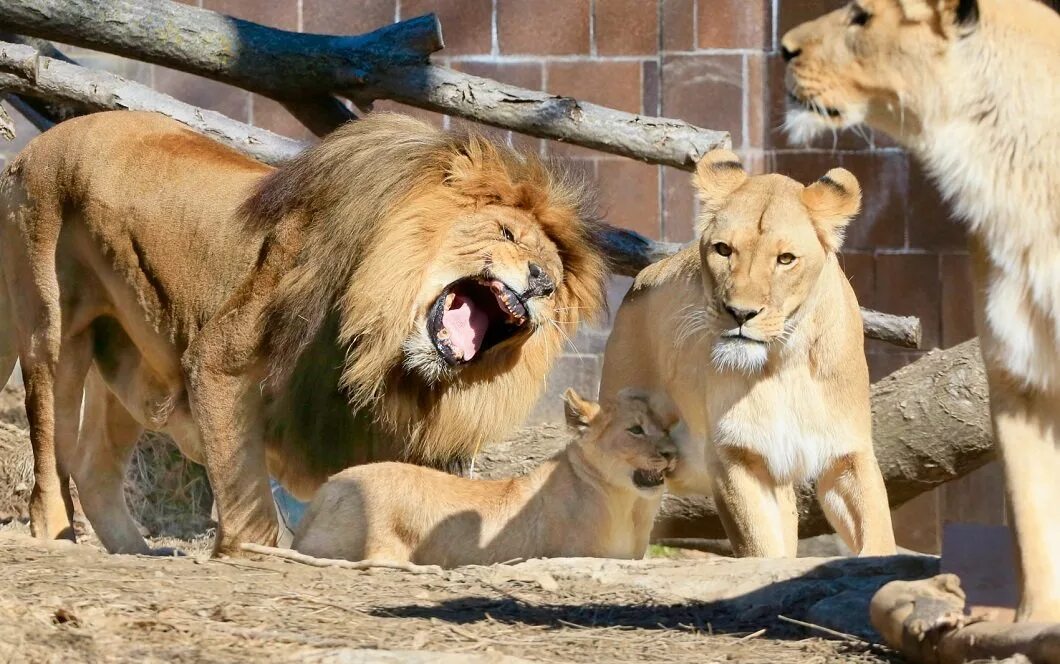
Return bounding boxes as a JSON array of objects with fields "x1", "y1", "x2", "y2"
[
  {"x1": 627, "y1": 425, "x2": 645, "y2": 436},
  {"x1": 501, "y1": 226, "x2": 515, "y2": 242},
  {"x1": 850, "y1": 4, "x2": 871, "y2": 26},
  {"x1": 713, "y1": 242, "x2": 732, "y2": 257},
  {"x1": 778, "y1": 253, "x2": 796, "y2": 265}
]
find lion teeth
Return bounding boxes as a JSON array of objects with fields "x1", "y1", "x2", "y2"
[
  {"x1": 445, "y1": 292, "x2": 456, "y2": 309},
  {"x1": 437, "y1": 328, "x2": 449, "y2": 340},
  {"x1": 489, "y1": 280, "x2": 505, "y2": 295}
]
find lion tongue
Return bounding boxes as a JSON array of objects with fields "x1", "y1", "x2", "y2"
[{"x1": 442, "y1": 293, "x2": 488, "y2": 361}]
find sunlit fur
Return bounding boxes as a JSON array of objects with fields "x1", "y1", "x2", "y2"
[
  {"x1": 782, "y1": 0, "x2": 1060, "y2": 622},
  {"x1": 600, "y1": 150, "x2": 895, "y2": 559},
  {"x1": 291, "y1": 389, "x2": 679, "y2": 567}
]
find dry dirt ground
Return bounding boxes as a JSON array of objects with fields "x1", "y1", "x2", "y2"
[{"x1": 0, "y1": 385, "x2": 933, "y2": 663}]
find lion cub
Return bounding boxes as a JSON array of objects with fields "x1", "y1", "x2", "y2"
[
  {"x1": 602, "y1": 149, "x2": 896, "y2": 558},
  {"x1": 291, "y1": 389, "x2": 678, "y2": 567}
]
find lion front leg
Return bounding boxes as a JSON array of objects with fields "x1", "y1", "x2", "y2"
[
  {"x1": 989, "y1": 376, "x2": 1060, "y2": 623},
  {"x1": 710, "y1": 449, "x2": 794, "y2": 558},
  {"x1": 816, "y1": 449, "x2": 896, "y2": 556}
]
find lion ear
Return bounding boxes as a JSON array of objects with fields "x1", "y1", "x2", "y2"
[
  {"x1": 693, "y1": 149, "x2": 748, "y2": 213},
  {"x1": 801, "y1": 168, "x2": 861, "y2": 253},
  {"x1": 563, "y1": 388, "x2": 600, "y2": 431}
]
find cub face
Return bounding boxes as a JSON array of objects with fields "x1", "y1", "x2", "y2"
[
  {"x1": 693, "y1": 150, "x2": 862, "y2": 374},
  {"x1": 564, "y1": 388, "x2": 679, "y2": 495}
]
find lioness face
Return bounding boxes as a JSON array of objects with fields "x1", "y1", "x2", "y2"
[
  {"x1": 565, "y1": 388, "x2": 679, "y2": 495},
  {"x1": 780, "y1": 0, "x2": 978, "y2": 144},
  {"x1": 693, "y1": 150, "x2": 861, "y2": 374}
]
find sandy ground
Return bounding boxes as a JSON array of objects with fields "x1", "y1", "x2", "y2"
[{"x1": 0, "y1": 384, "x2": 928, "y2": 663}]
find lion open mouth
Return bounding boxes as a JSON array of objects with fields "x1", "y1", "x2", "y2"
[
  {"x1": 787, "y1": 91, "x2": 842, "y2": 119},
  {"x1": 428, "y1": 277, "x2": 530, "y2": 365},
  {"x1": 632, "y1": 468, "x2": 665, "y2": 489}
]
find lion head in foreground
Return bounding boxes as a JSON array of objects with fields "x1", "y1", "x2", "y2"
[
  {"x1": 778, "y1": 0, "x2": 985, "y2": 145},
  {"x1": 244, "y1": 114, "x2": 607, "y2": 470},
  {"x1": 692, "y1": 149, "x2": 862, "y2": 373}
]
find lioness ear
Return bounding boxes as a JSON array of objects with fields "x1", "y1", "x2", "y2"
[
  {"x1": 801, "y1": 168, "x2": 861, "y2": 253},
  {"x1": 563, "y1": 388, "x2": 600, "y2": 431},
  {"x1": 693, "y1": 149, "x2": 748, "y2": 213},
  {"x1": 899, "y1": 0, "x2": 978, "y2": 33}
]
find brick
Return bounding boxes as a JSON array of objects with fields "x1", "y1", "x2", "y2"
[
  {"x1": 942, "y1": 462, "x2": 1007, "y2": 526},
  {"x1": 303, "y1": 0, "x2": 395, "y2": 35},
  {"x1": 595, "y1": 0, "x2": 659, "y2": 55},
  {"x1": 401, "y1": 0, "x2": 492, "y2": 55},
  {"x1": 745, "y1": 53, "x2": 767, "y2": 149},
  {"x1": 940, "y1": 253, "x2": 977, "y2": 347},
  {"x1": 528, "y1": 354, "x2": 601, "y2": 424},
  {"x1": 839, "y1": 252, "x2": 875, "y2": 309},
  {"x1": 643, "y1": 61, "x2": 660, "y2": 116},
  {"x1": 250, "y1": 95, "x2": 317, "y2": 142},
  {"x1": 202, "y1": 0, "x2": 297, "y2": 29},
  {"x1": 662, "y1": 54, "x2": 743, "y2": 146},
  {"x1": 907, "y1": 161, "x2": 964, "y2": 250},
  {"x1": 498, "y1": 0, "x2": 590, "y2": 55},
  {"x1": 838, "y1": 151, "x2": 910, "y2": 250},
  {"x1": 61, "y1": 48, "x2": 153, "y2": 86},
  {"x1": 875, "y1": 253, "x2": 941, "y2": 349},
  {"x1": 764, "y1": 54, "x2": 871, "y2": 151},
  {"x1": 153, "y1": 67, "x2": 250, "y2": 123},
  {"x1": 544, "y1": 60, "x2": 643, "y2": 158},
  {"x1": 449, "y1": 61, "x2": 545, "y2": 153},
  {"x1": 778, "y1": 0, "x2": 846, "y2": 37},
  {"x1": 697, "y1": 0, "x2": 770, "y2": 50},
  {"x1": 662, "y1": 167, "x2": 697, "y2": 242},
  {"x1": 596, "y1": 159, "x2": 661, "y2": 240},
  {"x1": 662, "y1": 0, "x2": 695, "y2": 51},
  {"x1": 891, "y1": 488, "x2": 940, "y2": 554}
]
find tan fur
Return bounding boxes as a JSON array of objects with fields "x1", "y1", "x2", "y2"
[
  {"x1": 600, "y1": 151, "x2": 895, "y2": 558},
  {"x1": 0, "y1": 111, "x2": 606, "y2": 556},
  {"x1": 291, "y1": 389, "x2": 679, "y2": 567},
  {"x1": 781, "y1": 0, "x2": 1060, "y2": 622}
]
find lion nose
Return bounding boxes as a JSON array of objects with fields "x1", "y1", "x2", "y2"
[
  {"x1": 780, "y1": 44, "x2": 801, "y2": 62},
  {"x1": 725, "y1": 306, "x2": 761, "y2": 326},
  {"x1": 526, "y1": 263, "x2": 555, "y2": 297}
]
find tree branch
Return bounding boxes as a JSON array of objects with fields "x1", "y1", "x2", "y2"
[
  {"x1": 0, "y1": 41, "x2": 307, "y2": 165},
  {"x1": 0, "y1": 0, "x2": 730, "y2": 168}
]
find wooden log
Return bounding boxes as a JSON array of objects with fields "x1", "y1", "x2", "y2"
[{"x1": 0, "y1": 0, "x2": 730, "y2": 167}]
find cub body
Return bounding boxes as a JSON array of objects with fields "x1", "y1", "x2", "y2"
[
  {"x1": 601, "y1": 151, "x2": 896, "y2": 557},
  {"x1": 292, "y1": 389, "x2": 678, "y2": 567}
]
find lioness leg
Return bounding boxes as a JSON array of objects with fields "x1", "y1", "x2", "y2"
[
  {"x1": 816, "y1": 451, "x2": 895, "y2": 556},
  {"x1": 989, "y1": 377, "x2": 1060, "y2": 622},
  {"x1": 70, "y1": 370, "x2": 153, "y2": 554},
  {"x1": 711, "y1": 450, "x2": 791, "y2": 557}
]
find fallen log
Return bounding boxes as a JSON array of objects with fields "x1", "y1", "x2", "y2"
[
  {"x1": 871, "y1": 575, "x2": 1060, "y2": 664},
  {"x1": 478, "y1": 339, "x2": 991, "y2": 538},
  {"x1": 0, "y1": 0, "x2": 730, "y2": 168}
]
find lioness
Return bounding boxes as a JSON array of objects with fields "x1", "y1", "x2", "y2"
[
  {"x1": 601, "y1": 150, "x2": 896, "y2": 558},
  {"x1": 782, "y1": 0, "x2": 1059, "y2": 622},
  {"x1": 291, "y1": 388, "x2": 678, "y2": 566},
  {"x1": 0, "y1": 111, "x2": 607, "y2": 556}
]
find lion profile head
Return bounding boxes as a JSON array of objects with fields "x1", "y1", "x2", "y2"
[
  {"x1": 241, "y1": 114, "x2": 607, "y2": 468},
  {"x1": 693, "y1": 150, "x2": 861, "y2": 374}
]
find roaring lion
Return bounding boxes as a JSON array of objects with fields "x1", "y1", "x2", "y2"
[
  {"x1": 290, "y1": 388, "x2": 678, "y2": 567},
  {"x1": 0, "y1": 111, "x2": 607, "y2": 556},
  {"x1": 600, "y1": 150, "x2": 896, "y2": 558},
  {"x1": 781, "y1": 0, "x2": 1059, "y2": 623}
]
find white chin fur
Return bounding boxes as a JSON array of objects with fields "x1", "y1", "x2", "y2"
[
  {"x1": 711, "y1": 338, "x2": 769, "y2": 374},
  {"x1": 782, "y1": 107, "x2": 865, "y2": 146}
]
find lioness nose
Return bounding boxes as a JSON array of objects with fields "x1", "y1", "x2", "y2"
[
  {"x1": 780, "y1": 44, "x2": 801, "y2": 62},
  {"x1": 725, "y1": 306, "x2": 761, "y2": 326},
  {"x1": 526, "y1": 263, "x2": 555, "y2": 297}
]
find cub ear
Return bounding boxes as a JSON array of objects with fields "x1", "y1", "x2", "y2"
[
  {"x1": 801, "y1": 167, "x2": 861, "y2": 253},
  {"x1": 563, "y1": 388, "x2": 600, "y2": 431},
  {"x1": 693, "y1": 149, "x2": 748, "y2": 213},
  {"x1": 647, "y1": 393, "x2": 681, "y2": 433},
  {"x1": 898, "y1": 0, "x2": 978, "y2": 33}
]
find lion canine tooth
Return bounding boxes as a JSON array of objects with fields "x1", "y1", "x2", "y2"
[
  {"x1": 437, "y1": 328, "x2": 449, "y2": 339},
  {"x1": 490, "y1": 280, "x2": 504, "y2": 294},
  {"x1": 444, "y1": 292, "x2": 456, "y2": 309}
]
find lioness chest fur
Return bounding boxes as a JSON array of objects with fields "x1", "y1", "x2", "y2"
[
  {"x1": 292, "y1": 389, "x2": 677, "y2": 567},
  {"x1": 601, "y1": 151, "x2": 896, "y2": 558}
]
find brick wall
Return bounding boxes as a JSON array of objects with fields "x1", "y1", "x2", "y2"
[{"x1": 1, "y1": 0, "x2": 1016, "y2": 552}]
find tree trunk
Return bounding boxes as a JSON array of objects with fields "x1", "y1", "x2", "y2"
[{"x1": 479, "y1": 339, "x2": 993, "y2": 540}]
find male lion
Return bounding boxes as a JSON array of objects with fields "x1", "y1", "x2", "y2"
[
  {"x1": 290, "y1": 388, "x2": 678, "y2": 567},
  {"x1": 0, "y1": 111, "x2": 606, "y2": 556},
  {"x1": 782, "y1": 0, "x2": 1059, "y2": 622},
  {"x1": 600, "y1": 150, "x2": 896, "y2": 558}
]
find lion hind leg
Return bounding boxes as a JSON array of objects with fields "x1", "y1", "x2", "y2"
[{"x1": 71, "y1": 369, "x2": 152, "y2": 555}]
